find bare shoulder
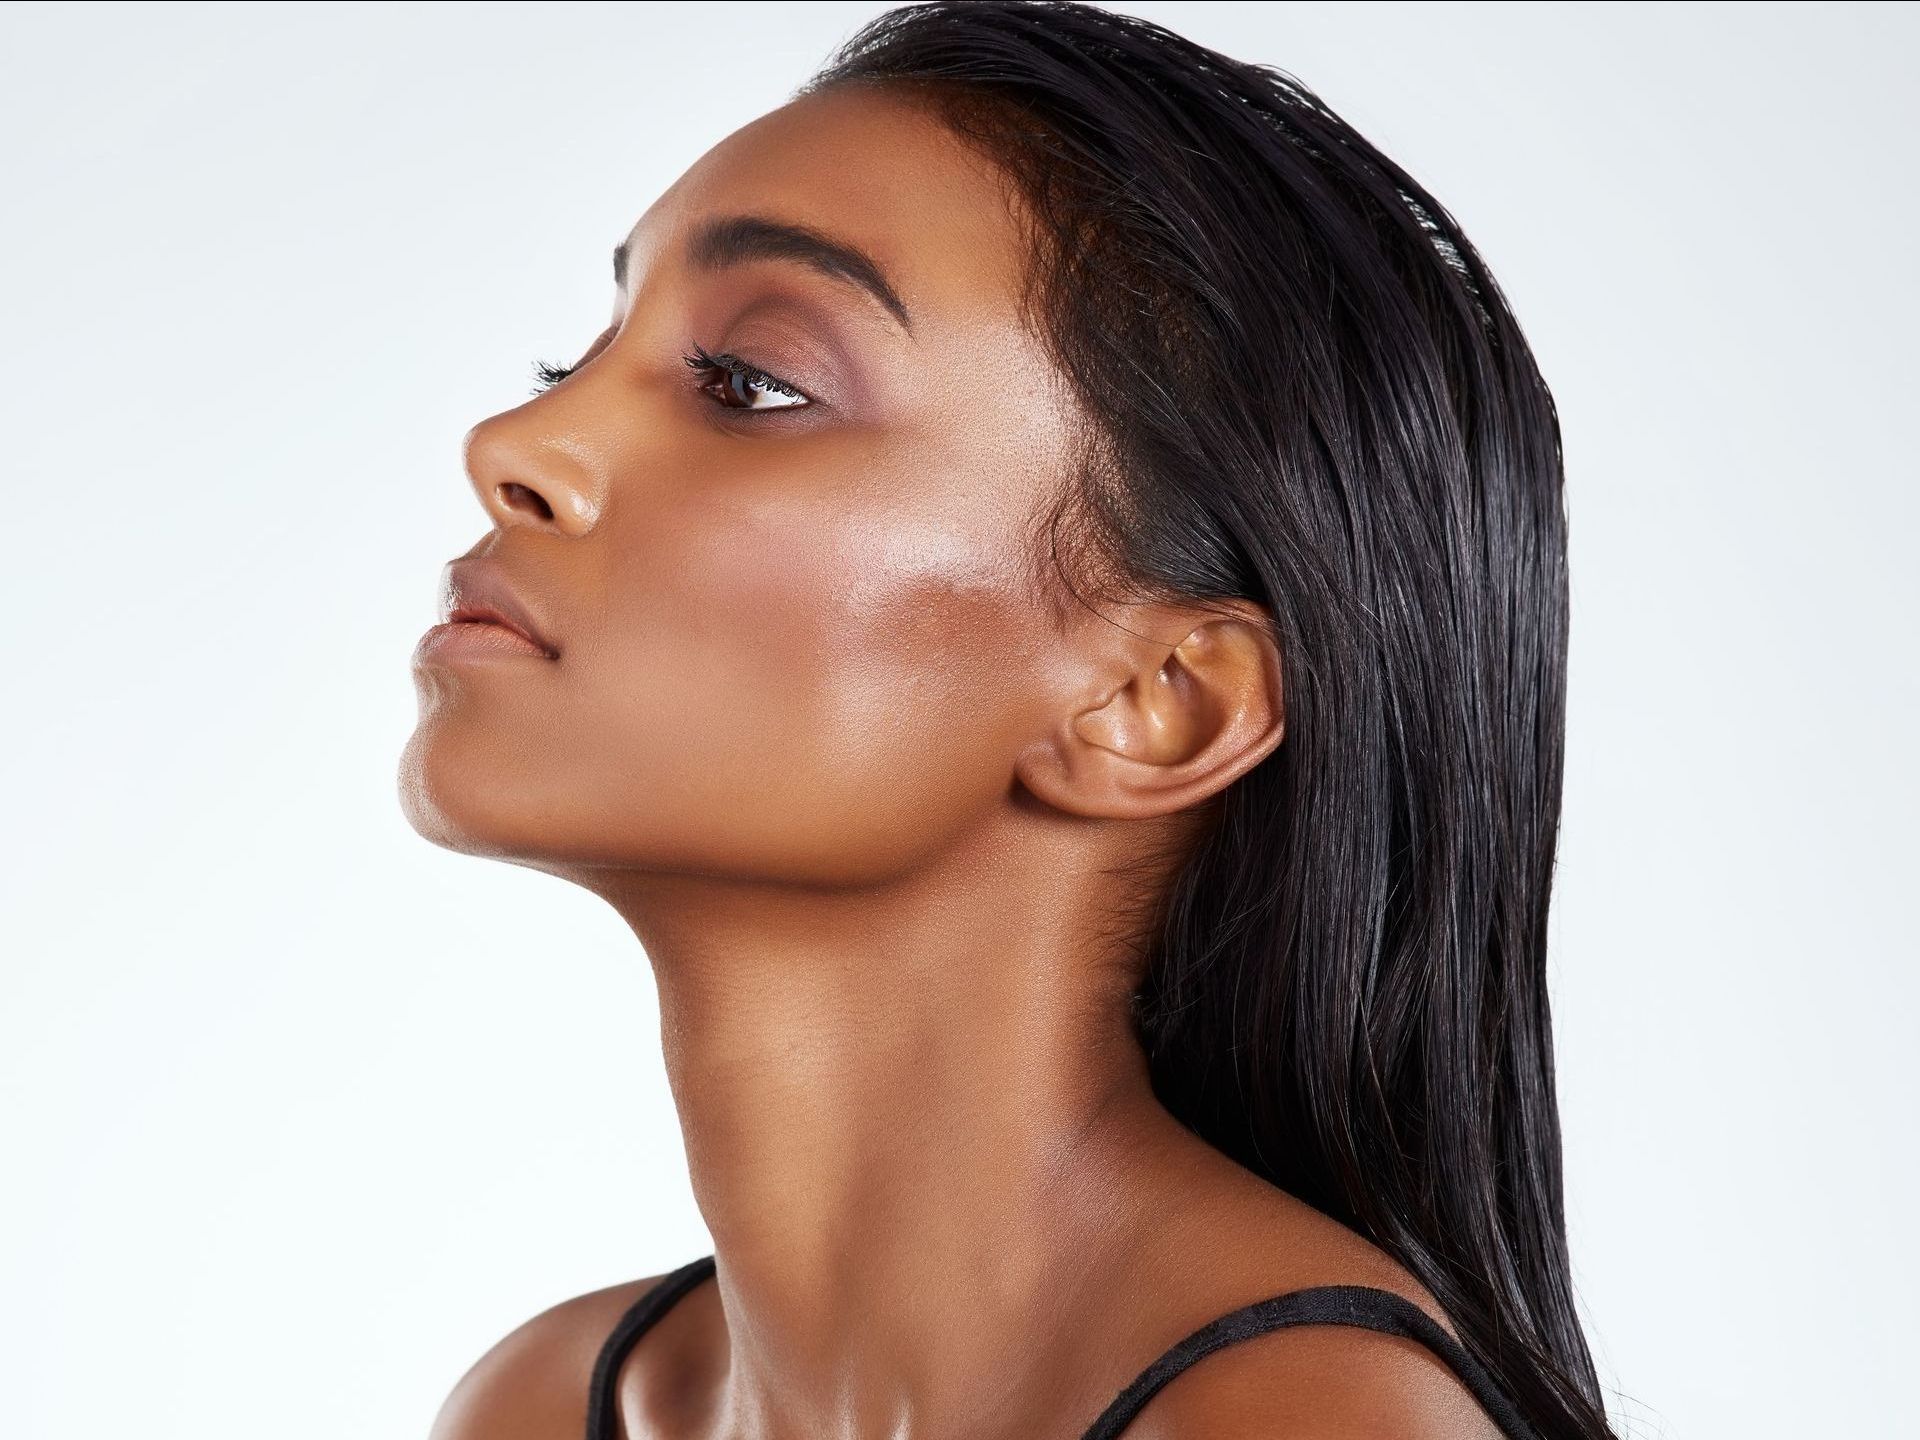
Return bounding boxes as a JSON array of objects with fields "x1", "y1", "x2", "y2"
[
  {"x1": 1121, "y1": 1140, "x2": 1512, "y2": 1437},
  {"x1": 428, "y1": 1273, "x2": 669, "y2": 1440},
  {"x1": 1124, "y1": 1321, "x2": 1510, "y2": 1439}
]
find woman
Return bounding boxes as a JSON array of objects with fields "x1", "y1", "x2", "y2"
[{"x1": 401, "y1": 3, "x2": 1613, "y2": 1437}]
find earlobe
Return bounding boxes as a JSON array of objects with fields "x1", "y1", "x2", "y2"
[{"x1": 1014, "y1": 604, "x2": 1285, "y2": 822}]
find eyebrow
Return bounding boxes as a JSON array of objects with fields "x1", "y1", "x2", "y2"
[{"x1": 614, "y1": 214, "x2": 914, "y2": 335}]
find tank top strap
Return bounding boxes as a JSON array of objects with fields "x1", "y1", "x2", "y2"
[
  {"x1": 583, "y1": 1264, "x2": 1535, "y2": 1440},
  {"x1": 1077, "y1": 1283, "x2": 1538, "y2": 1440},
  {"x1": 583, "y1": 1254, "x2": 717, "y2": 1440}
]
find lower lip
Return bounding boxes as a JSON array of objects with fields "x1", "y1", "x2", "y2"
[{"x1": 413, "y1": 621, "x2": 557, "y2": 663}]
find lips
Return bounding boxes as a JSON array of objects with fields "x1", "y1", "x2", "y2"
[{"x1": 437, "y1": 556, "x2": 560, "y2": 658}]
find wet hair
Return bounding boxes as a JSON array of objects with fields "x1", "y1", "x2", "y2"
[{"x1": 800, "y1": 5, "x2": 1612, "y2": 1437}]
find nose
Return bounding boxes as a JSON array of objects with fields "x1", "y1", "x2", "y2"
[{"x1": 461, "y1": 404, "x2": 603, "y2": 536}]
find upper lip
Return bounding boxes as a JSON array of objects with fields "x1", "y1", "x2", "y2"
[{"x1": 437, "y1": 556, "x2": 560, "y2": 657}]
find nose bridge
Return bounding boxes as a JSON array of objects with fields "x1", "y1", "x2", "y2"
[{"x1": 462, "y1": 396, "x2": 608, "y2": 535}]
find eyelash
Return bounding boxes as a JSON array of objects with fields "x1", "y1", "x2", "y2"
[{"x1": 530, "y1": 342, "x2": 809, "y2": 412}]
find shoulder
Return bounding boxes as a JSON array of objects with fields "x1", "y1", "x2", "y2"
[
  {"x1": 1111, "y1": 1153, "x2": 1511, "y2": 1437},
  {"x1": 1123, "y1": 1314, "x2": 1510, "y2": 1440},
  {"x1": 428, "y1": 1273, "x2": 670, "y2": 1440}
]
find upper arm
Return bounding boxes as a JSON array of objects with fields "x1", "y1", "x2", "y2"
[
  {"x1": 1130, "y1": 1323, "x2": 1511, "y2": 1440},
  {"x1": 428, "y1": 1277, "x2": 666, "y2": 1440}
]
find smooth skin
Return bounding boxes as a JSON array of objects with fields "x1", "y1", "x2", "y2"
[{"x1": 404, "y1": 85, "x2": 1505, "y2": 1440}]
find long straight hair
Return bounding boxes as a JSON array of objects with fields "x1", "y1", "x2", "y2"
[{"x1": 802, "y1": 4, "x2": 1609, "y2": 1437}]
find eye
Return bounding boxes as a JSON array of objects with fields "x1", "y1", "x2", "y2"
[
  {"x1": 528, "y1": 341, "x2": 815, "y2": 412},
  {"x1": 682, "y1": 342, "x2": 811, "y2": 412},
  {"x1": 530, "y1": 359, "x2": 576, "y2": 394},
  {"x1": 530, "y1": 325, "x2": 620, "y2": 394}
]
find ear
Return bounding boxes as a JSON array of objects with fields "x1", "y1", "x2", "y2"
[{"x1": 1014, "y1": 599, "x2": 1285, "y2": 821}]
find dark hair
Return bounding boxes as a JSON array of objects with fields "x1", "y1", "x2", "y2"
[{"x1": 801, "y1": 4, "x2": 1610, "y2": 1437}]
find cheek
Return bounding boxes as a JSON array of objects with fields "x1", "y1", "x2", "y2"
[{"x1": 568, "y1": 490, "x2": 1048, "y2": 882}]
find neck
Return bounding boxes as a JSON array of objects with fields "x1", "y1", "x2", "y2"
[{"x1": 596, "y1": 813, "x2": 1195, "y2": 1439}]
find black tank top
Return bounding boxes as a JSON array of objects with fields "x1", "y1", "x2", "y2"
[{"x1": 583, "y1": 1253, "x2": 1539, "y2": 1439}]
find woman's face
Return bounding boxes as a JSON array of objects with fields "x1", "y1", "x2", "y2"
[{"x1": 400, "y1": 85, "x2": 1092, "y2": 886}]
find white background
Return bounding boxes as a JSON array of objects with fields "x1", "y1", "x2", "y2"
[{"x1": 3, "y1": 4, "x2": 1913, "y2": 1437}]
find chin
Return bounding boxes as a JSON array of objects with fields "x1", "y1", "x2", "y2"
[
  {"x1": 397, "y1": 728, "x2": 480, "y2": 856},
  {"x1": 395, "y1": 721, "x2": 546, "y2": 861}
]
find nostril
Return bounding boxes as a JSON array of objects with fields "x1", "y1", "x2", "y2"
[{"x1": 497, "y1": 481, "x2": 554, "y2": 523}]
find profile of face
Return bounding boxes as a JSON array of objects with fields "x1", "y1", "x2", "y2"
[{"x1": 399, "y1": 84, "x2": 1283, "y2": 894}]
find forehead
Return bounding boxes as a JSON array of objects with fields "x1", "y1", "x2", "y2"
[{"x1": 618, "y1": 85, "x2": 1031, "y2": 331}]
